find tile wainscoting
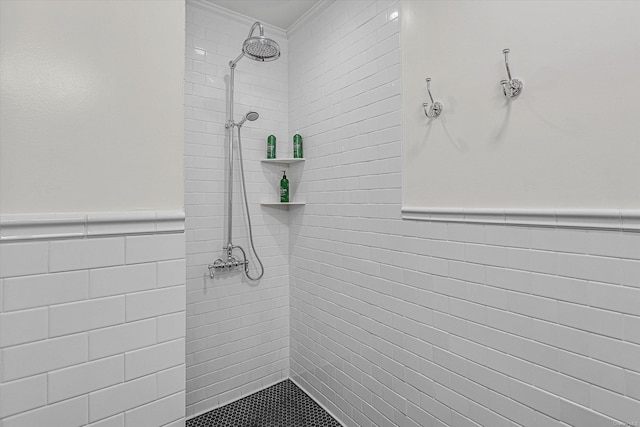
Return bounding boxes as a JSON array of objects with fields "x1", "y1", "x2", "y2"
[{"x1": 0, "y1": 212, "x2": 186, "y2": 427}]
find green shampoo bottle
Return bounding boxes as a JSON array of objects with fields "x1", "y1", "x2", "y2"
[
  {"x1": 280, "y1": 171, "x2": 289, "y2": 203},
  {"x1": 267, "y1": 135, "x2": 276, "y2": 159},
  {"x1": 293, "y1": 134, "x2": 303, "y2": 158}
]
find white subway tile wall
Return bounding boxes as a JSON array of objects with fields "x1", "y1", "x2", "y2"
[
  {"x1": 184, "y1": 3, "x2": 290, "y2": 417},
  {"x1": 288, "y1": 1, "x2": 640, "y2": 427},
  {"x1": 0, "y1": 231, "x2": 186, "y2": 426}
]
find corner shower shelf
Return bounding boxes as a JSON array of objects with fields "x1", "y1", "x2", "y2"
[
  {"x1": 260, "y1": 201, "x2": 305, "y2": 206},
  {"x1": 260, "y1": 158, "x2": 305, "y2": 165},
  {"x1": 260, "y1": 158, "x2": 305, "y2": 207}
]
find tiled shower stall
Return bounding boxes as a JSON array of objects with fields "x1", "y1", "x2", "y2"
[
  {"x1": 1, "y1": 0, "x2": 639, "y2": 426},
  {"x1": 185, "y1": 0, "x2": 640, "y2": 426},
  {"x1": 184, "y1": 1, "x2": 291, "y2": 416}
]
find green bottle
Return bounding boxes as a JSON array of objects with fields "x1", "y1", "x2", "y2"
[
  {"x1": 293, "y1": 134, "x2": 303, "y2": 158},
  {"x1": 267, "y1": 135, "x2": 276, "y2": 159},
  {"x1": 280, "y1": 171, "x2": 289, "y2": 203}
]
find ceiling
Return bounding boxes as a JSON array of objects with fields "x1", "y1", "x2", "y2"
[{"x1": 206, "y1": 0, "x2": 321, "y2": 31}]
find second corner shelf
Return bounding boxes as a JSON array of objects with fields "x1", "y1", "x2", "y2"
[
  {"x1": 260, "y1": 158, "x2": 305, "y2": 208},
  {"x1": 260, "y1": 158, "x2": 305, "y2": 165},
  {"x1": 260, "y1": 201, "x2": 305, "y2": 207}
]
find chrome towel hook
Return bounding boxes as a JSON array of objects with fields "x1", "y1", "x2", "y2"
[
  {"x1": 500, "y1": 48, "x2": 523, "y2": 98},
  {"x1": 423, "y1": 77, "x2": 443, "y2": 118}
]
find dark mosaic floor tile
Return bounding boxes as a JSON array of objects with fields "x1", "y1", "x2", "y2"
[{"x1": 186, "y1": 379, "x2": 342, "y2": 427}]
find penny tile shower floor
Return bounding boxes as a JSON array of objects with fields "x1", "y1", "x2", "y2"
[{"x1": 186, "y1": 379, "x2": 342, "y2": 427}]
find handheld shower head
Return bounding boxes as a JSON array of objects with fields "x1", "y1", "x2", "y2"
[{"x1": 237, "y1": 111, "x2": 259, "y2": 127}]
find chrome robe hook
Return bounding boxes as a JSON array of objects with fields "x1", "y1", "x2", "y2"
[
  {"x1": 423, "y1": 78, "x2": 443, "y2": 118},
  {"x1": 500, "y1": 48, "x2": 523, "y2": 98}
]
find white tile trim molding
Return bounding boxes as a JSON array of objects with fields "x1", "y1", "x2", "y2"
[
  {"x1": 0, "y1": 211, "x2": 185, "y2": 242},
  {"x1": 401, "y1": 207, "x2": 640, "y2": 232}
]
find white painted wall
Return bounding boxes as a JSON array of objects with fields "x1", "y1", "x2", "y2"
[
  {"x1": 402, "y1": 0, "x2": 640, "y2": 209},
  {"x1": 289, "y1": 1, "x2": 640, "y2": 426},
  {"x1": 0, "y1": 0, "x2": 185, "y2": 214},
  {"x1": 184, "y1": 2, "x2": 290, "y2": 417}
]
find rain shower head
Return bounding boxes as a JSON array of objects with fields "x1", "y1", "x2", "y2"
[
  {"x1": 229, "y1": 21, "x2": 280, "y2": 67},
  {"x1": 243, "y1": 36, "x2": 280, "y2": 62},
  {"x1": 237, "y1": 111, "x2": 259, "y2": 127}
]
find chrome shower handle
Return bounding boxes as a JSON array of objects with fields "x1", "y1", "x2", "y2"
[{"x1": 207, "y1": 255, "x2": 248, "y2": 278}]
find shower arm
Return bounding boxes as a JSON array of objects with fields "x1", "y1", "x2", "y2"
[
  {"x1": 229, "y1": 21, "x2": 265, "y2": 68},
  {"x1": 247, "y1": 21, "x2": 264, "y2": 38}
]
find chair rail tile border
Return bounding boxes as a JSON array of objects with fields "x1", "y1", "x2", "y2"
[
  {"x1": 1, "y1": 211, "x2": 185, "y2": 242},
  {"x1": 402, "y1": 207, "x2": 640, "y2": 232}
]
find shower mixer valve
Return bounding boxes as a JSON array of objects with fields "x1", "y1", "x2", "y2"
[
  {"x1": 208, "y1": 244, "x2": 251, "y2": 278},
  {"x1": 208, "y1": 254, "x2": 248, "y2": 278}
]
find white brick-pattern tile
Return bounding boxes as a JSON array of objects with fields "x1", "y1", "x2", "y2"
[
  {"x1": 50, "y1": 237, "x2": 125, "y2": 272},
  {"x1": 184, "y1": 3, "x2": 290, "y2": 417},
  {"x1": 158, "y1": 312, "x2": 187, "y2": 343},
  {"x1": 158, "y1": 365, "x2": 186, "y2": 399},
  {"x1": 125, "y1": 234, "x2": 186, "y2": 264},
  {"x1": 126, "y1": 286, "x2": 185, "y2": 322},
  {"x1": 0, "y1": 241, "x2": 48, "y2": 278},
  {"x1": 2, "y1": 333, "x2": 88, "y2": 381},
  {"x1": 287, "y1": 1, "x2": 640, "y2": 427},
  {"x1": 48, "y1": 355, "x2": 125, "y2": 403},
  {"x1": 2, "y1": 395, "x2": 88, "y2": 427},
  {"x1": 89, "y1": 318, "x2": 157, "y2": 360},
  {"x1": 89, "y1": 374, "x2": 157, "y2": 422},
  {"x1": 0, "y1": 307, "x2": 48, "y2": 347},
  {"x1": 0, "y1": 374, "x2": 47, "y2": 418},
  {"x1": 0, "y1": 226, "x2": 185, "y2": 425},
  {"x1": 49, "y1": 296, "x2": 125, "y2": 337},
  {"x1": 124, "y1": 391, "x2": 185, "y2": 427},
  {"x1": 87, "y1": 414, "x2": 124, "y2": 427},
  {"x1": 125, "y1": 338, "x2": 185, "y2": 381},
  {"x1": 3, "y1": 270, "x2": 89, "y2": 311},
  {"x1": 89, "y1": 263, "x2": 157, "y2": 298}
]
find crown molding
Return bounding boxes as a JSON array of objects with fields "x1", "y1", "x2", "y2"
[
  {"x1": 187, "y1": 0, "x2": 288, "y2": 39},
  {"x1": 287, "y1": 0, "x2": 335, "y2": 35}
]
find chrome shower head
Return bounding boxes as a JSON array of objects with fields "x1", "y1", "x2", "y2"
[
  {"x1": 229, "y1": 21, "x2": 280, "y2": 67},
  {"x1": 237, "y1": 111, "x2": 259, "y2": 127},
  {"x1": 243, "y1": 36, "x2": 280, "y2": 62}
]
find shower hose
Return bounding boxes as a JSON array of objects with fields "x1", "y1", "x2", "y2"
[{"x1": 235, "y1": 126, "x2": 265, "y2": 281}]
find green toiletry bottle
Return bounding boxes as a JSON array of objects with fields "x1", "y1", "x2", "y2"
[
  {"x1": 267, "y1": 135, "x2": 276, "y2": 159},
  {"x1": 293, "y1": 134, "x2": 303, "y2": 158},
  {"x1": 280, "y1": 171, "x2": 289, "y2": 203}
]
